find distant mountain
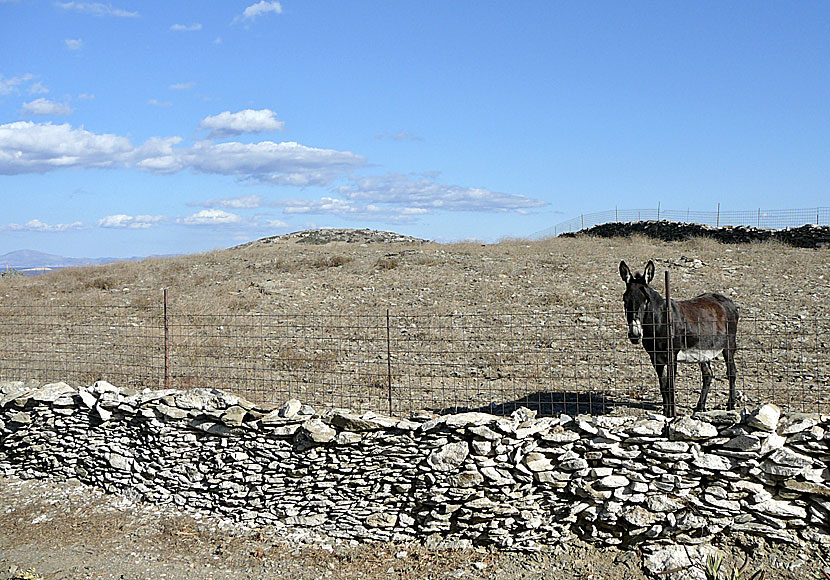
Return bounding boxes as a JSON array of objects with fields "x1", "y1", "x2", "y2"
[{"x1": 0, "y1": 250, "x2": 175, "y2": 273}]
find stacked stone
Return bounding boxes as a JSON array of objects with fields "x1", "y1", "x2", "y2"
[
  {"x1": 1, "y1": 380, "x2": 828, "y2": 551},
  {"x1": 561, "y1": 221, "x2": 830, "y2": 248}
]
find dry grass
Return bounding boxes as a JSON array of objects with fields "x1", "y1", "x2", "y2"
[{"x1": 0, "y1": 232, "x2": 827, "y2": 416}]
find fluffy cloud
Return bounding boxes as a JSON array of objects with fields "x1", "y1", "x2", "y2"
[
  {"x1": 190, "y1": 195, "x2": 265, "y2": 209},
  {"x1": 169, "y1": 82, "x2": 195, "y2": 90},
  {"x1": 0, "y1": 122, "x2": 133, "y2": 174},
  {"x1": 179, "y1": 209, "x2": 243, "y2": 225},
  {"x1": 337, "y1": 173, "x2": 548, "y2": 213},
  {"x1": 3, "y1": 219, "x2": 85, "y2": 232},
  {"x1": 98, "y1": 214, "x2": 165, "y2": 229},
  {"x1": 199, "y1": 109, "x2": 285, "y2": 138},
  {"x1": 180, "y1": 140, "x2": 365, "y2": 184},
  {"x1": 170, "y1": 23, "x2": 201, "y2": 32},
  {"x1": 21, "y1": 98, "x2": 73, "y2": 116},
  {"x1": 235, "y1": 1, "x2": 282, "y2": 23},
  {"x1": 54, "y1": 2, "x2": 139, "y2": 18},
  {"x1": 65, "y1": 38, "x2": 84, "y2": 50},
  {"x1": 0, "y1": 121, "x2": 365, "y2": 184}
]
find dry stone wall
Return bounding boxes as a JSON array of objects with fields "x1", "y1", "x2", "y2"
[
  {"x1": 561, "y1": 221, "x2": 830, "y2": 248},
  {"x1": 1, "y1": 380, "x2": 829, "y2": 551}
]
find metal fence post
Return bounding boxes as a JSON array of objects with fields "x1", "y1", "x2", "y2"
[
  {"x1": 386, "y1": 308, "x2": 392, "y2": 416},
  {"x1": 664, "y1": 271, "x2": 676, "y2": 417},
  {"x1": 163, "y1": 288, "x2": 170, "y2": 389},
  {"x1": 717, "y1": 203, "x2": 721, "y2": 227}
]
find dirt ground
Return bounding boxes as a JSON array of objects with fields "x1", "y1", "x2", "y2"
[
  {"x1": 1, "y1": 474, "x2": 826, "y2": 580},
  {"x1": 1, "y1": 231, "x2": 829, "y2": 579}
]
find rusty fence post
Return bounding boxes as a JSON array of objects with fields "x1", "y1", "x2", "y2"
[
  {"x1": 163, "y1": 288, "x2": 170, "y2": 389},
  {"x1": 664, "y1": 271, "x2": 676, "y2": 417}
]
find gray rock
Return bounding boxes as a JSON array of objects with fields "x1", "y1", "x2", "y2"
[
  {"x1": 628, "y1": 419, "x2": 665, "y2": 437},
  {"x1": 744, "y1": 404, "x2": 781, "y2": 432},
  {"x1": 280, "y1": 399, "x2": 302, "y2": 418},
  {"x1": 723, "y1": 433, "x2": 761, "y2": 451},
  {"x1": 328, "y1": 410, "x2": 382, "y2": 431},
  {"x1": 31, "y1": 382, "x2": 75, "y2": 403},
  {"x1": 669, "y1": 417, "x2": 718, "y2": 440},
  {"x1": 298, "y1": 418, "x2": 336, "y2": 444},
  {"x1": 428, "y1": 441, "x2": 468, "y2": 472},
  {"x1": 523, "y1": 452, "x2": 553, "y2": 472}
]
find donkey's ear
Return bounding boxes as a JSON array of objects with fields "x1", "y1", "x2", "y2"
[
  {"x1": 644, "y1": 260, "x2": 655, "y2": 284},
  {"x1": 619, "y1": 261, "x2": 631, "y2": 283}
]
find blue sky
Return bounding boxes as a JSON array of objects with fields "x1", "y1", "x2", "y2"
[{"x1": 1, "y1": 1, "x2": 828, "y2": 258}]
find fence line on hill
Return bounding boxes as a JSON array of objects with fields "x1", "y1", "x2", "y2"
[
  {"x1": 534, "y1": 205, "x2": 830, "y2": 238},
  {"x1": 0, "y1": 299, "x2": 826, "y2": 418}
]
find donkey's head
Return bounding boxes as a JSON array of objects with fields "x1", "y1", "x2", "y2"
[{"x1": 619, "y1": 260, "x2": 655, "y2": 344}]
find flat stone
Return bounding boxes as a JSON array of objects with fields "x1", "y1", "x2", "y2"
[
  {"x1": 751, "y1": 498, "x2": 807, "y2": 519},
  {"x1": 765, "y1": 447, "x2": 814, "y2": 468},
  {"x1": 723, "y1": 434, "x2": 761, "y2": 451},
  {"x1": 783, "y1": 479, "x2": 830, "y2": 497},
  {"x1": 744, "y1": 404, "x2": 780, "y2": 432},
  {"x1": 221, "y1": 406, "x2": 247, "y2": 427},
  {"x1": 428, "y1": 441, "x2": 468, "y2": 472},
  {"x1": 628, "y1": 419, "x2": 665, "y2": 437},
  {"x1": 782, "y1": 414, "x2": 820, "y2": 435},
  {"x1": 8, "y1": 411, "x2": 31, "y2": 424},
  {"x1": 328, "y1": 410, "x2": 382, "y2": 432},
  {"x1": 596, "y1": 475, "x2": 630, "y2": 489},
  {"x1": 298, "y1": 418, "x2": 336, "y2": 444},
  {"x1": 335, "y1": 431, "x2": 363, "y2": 445},
  {"x1": 646, "y1": 494, "x2": 684, "y2": 513},
  {"x1": 450, "y1": 469, "x2": 484, "y2": 488},
  {"x1": 443, "y1": 412, "x2": 497, "y2": 429},
  {"x1": 366, "y1": 512, "x2": 397, "y2": 528},
  {"x1": 669, "y1": 417, "x2": 718, "y2": 440},
  {"x1": 31, "y1": 382, "x2": 75, "y2": 403},
  {"x1": 692, "y1": 453, "x2": 732, "y2": 471},
  {"x1": 157, "y1": 404, "x2": 189, "y2": 420},
  {"x1": 523, "y1": 452, "x2": 553, "y2": 472}
]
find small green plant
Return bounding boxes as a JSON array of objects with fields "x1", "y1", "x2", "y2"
[{"x1": 705, "y1": 553, "x2": 764, "y2": 580}]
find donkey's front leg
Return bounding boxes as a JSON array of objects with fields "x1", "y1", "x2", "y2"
[{"x1": 654, "y1": 363, "x2": 672, "y2": 417}]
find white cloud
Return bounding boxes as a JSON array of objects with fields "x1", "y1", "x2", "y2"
[
  {"x1": 170, "y1": 23, "x2": 201, "y2": 32},
  {"x1": 78, "y1": 93, "x2": 95, "y2": 100},
  {"x1": 54, "y1": 2, "x2": 139, "y2": 18},
  {"x1": 132, "y1": 136, "x2": 184, "y2": 173},
  {"x1": 181, "y1": 140, "x2": 365, "y2": 185},
  {"x1": 3, "y1": 219, "x2": 85, "y2": 232},
  {"x1": 169, "y1": 82, "x2": 195, "y2": 90},
  {"x1": 235, "y1": 1, "x2": 282, "y2": 23},
  {"x1": 98, "y1": 214, "x2": 165, "y2": 229},
  {"x1": 337, "y1": 173, "x2": 548, "y2": 213},
  {"x1": 0, "y1": 73, "x2": 34, "y2": 95},
  {"x1": 28, "y1": 82, "x2": 50, "y2": 95},
  {"x1": 0, "y1": 122, "x2": 133, "y2": 174},
  {"x1": 21, "y1": 98, "x2": 73, "y2": 116},
  {"x1": 179, "y1": 209, "x2": 243, "y2": 225},
  {"x1": 65, "y1": 38, "x2": 84, "y2": 50},
  {"x1": 0, "y1": 121, "x2": 364, "y2": 185},
  {"x1": 148, "y1": 98, "x2": 172, "y2": 107},
  {"x1": 199, "y1": 109, "x2": 285, "y2": 138},
  {"x1": 190, "y1": 195, "x2": 265, "y2": 209}
]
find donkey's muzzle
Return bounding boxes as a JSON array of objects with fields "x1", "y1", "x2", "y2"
[{"x1": 628, "y1": 334, "x2": 641, "y2": 345}]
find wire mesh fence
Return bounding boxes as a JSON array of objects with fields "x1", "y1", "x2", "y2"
[
  {"x1": 0, "y1": 301, "x2": 826, "y2": 417},
  {"x1": 535, "y1": 206, "x2": 830, "y2": 238}
]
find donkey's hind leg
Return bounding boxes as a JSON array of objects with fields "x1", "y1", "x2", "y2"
[
  {"x1": 724, "y1": 345, "x2": 738, "y2": 410},
  {"x1": 696, "y1": 361, "x2": 713, "y2": 412}
]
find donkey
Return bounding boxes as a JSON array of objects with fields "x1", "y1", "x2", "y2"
[{"x1": 619, "y1": 260, "x2": 738, "y2": 416}]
